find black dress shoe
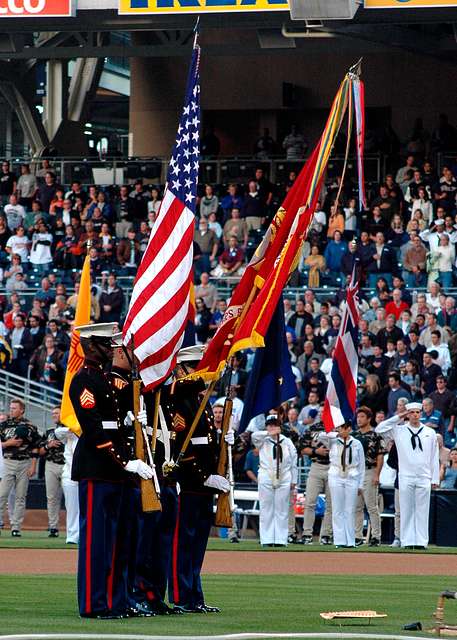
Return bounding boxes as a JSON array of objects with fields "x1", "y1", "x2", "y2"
[
  {"x1": 11, "y1": 530, "x2": 21, "y2": 537},
  {"x1": 148, "y1": 601, "x2": 173, "y2": 615},
  {"x1": 48, "y1": 529, "x2": 59, "y2": 538},
  {"x1": 173, "y1": 605, "x2": 199, "y2": 614},
  {"x1": 82, "y1": 610, "x2": 125, "y2": 619},
  {"x1": 125, "y1": 606, "x2": 152, "y2": 617},
  {"x1": 369, "y1": 538, "x2": 380, "y2": 547},
  {"x1": 190, "y1": 604, "x2": 208, "y2": 613},
  {"x1": 201, "y1": 604, "x2": 221, "y2": 613}
]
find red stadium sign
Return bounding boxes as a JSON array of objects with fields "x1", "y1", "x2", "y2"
[{"x1": 0, "y1": 0, "x2": 73, "y2": 16}]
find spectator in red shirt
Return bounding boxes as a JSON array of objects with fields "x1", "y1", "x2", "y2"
[
  {"x1": 212, "y1": 235, "x2": 245, "y2": 277},
  {"x1": 385, "y1": 288, "x2": 410, "y2": 320}
]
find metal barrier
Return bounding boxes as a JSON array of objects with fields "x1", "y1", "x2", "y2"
[
  {"x1": 5, "y1": 154, "x2": 383, "y2": 187},
  {"x1": 0, "y1": 368, "x2": 62, "y2": 433}
]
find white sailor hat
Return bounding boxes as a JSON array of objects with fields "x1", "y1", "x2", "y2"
[
  {"x1": 176, "y1": 345, "x2": 204, "y2": 364},
  {"x1": 406, "y1": 402, "x2": 422, "y2": 411},
  {"x1": 265, "y1": 414, "x2": 280, "y2": 425},
  {"x1": 435, "y1": 219, "x2": 445, "y2": 226},
  {"x1": 76, "y1": 322, "x2": 118, "y2": 340}
]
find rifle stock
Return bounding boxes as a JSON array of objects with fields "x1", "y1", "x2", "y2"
[
  {"x1": 215, "y1": 397, "x2": 233, "y2": 527},
  {"x1": 133, "y1": 379, "x2": 161, "y2": 513}
]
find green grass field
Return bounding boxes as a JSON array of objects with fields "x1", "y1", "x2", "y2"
[
  {"x1": 0, "y1": 530, "x2": 456, "y2": 553},
  {"x1": 0, "y1": 574, "x2": 455, "y2": 637}
]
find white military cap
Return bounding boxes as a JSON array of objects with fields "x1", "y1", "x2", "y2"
[
  {"x1": 406, "y1": 402, "x2": 422, "y2": 411},
  {"x1": 435, "y1": 219, "x2": 445, "y2": 225},
  {"x1": 111, "y1": 332, "x2": 123, "y2": 347},
  {"x1": 176, "y1": 345, "x2": 204, "y2": 364},
  {"x1": 76, "y1": 322, "x2": 118, "y2": 339}
]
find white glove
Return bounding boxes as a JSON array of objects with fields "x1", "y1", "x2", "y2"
[
  {"x1": 136, "y1": 409, "x2": 148, "y2": 426},
  {"x1": 124, "y1": 411, "x2": 134, "y2": 427},
  {"x1": 224, "y1": 430, "x2": 235, "y2": 446},
  {"x1": 125, "y1": 459, "x2": 154, "y2": 480},
  {"x1": 204, "y1": 474, "x2": 230, "y2": 493}
]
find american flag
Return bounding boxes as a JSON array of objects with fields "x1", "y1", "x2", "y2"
[
  {"x1": 123, "y1": 36, "x2": 200, "y2": 390},
  {"x1": 322, "y1": 267, "x2": 360, "y2": 432}
]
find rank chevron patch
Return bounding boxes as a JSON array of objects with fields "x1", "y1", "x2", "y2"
[
  {"x1": 173, "y1": 413, "x2": 186, "y2": 432},
  {"x1": 80, "y1": 388, "x2": 96, "y2": 409}
]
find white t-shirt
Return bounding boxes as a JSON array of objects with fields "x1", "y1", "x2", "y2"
[
  {"x1": 6, "y1": 235, "x2": 29, "y2": 262},
  {"x1": 30, "y1": 232, "x2": 53, "y2": 265}
]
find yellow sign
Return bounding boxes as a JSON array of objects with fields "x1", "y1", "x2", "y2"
[
  {"x1": 365, "y1": 0, "x2": 457, "y2": 7},
  {"x1": 119, "y1": 0, "x2": 288, "y2": 14}
]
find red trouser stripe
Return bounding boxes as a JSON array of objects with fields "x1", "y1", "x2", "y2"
[
  {"x1": 85, "y1": 480, "x2": 94, "y2": 614},
  {"x1": 107, "y1": 543, "x2": 116, "y2": 610},
  {"x1": 172, "y1": 494, "x2": 181, "y2": 604}
]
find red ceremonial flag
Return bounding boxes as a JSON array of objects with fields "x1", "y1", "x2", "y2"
[{"x1": 197, "y1": 75, "x2": 352, "y2": 378}]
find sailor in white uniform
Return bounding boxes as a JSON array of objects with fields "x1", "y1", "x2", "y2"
[
  {"x1": 322, "y1": 423, "x2": 365, "y2": 548},
  {"x1": 252, "y1": 415, "x2": 298, "y2": 546},
  {"x1": 375, "y1": 402, "x2": 440, "y2": 548},
  {"x1": 54, "y1": 425, "x2": 80, "y2": 544}
]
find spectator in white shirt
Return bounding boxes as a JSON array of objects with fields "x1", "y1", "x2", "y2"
[
  {"x1": 6, "y1": 226, "x2": 29, "y2": 264},
  {"x1": 3, "y1": 195, "x2": 25, "y2": 232}
]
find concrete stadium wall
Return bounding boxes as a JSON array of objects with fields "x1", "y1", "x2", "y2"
[{"x1": 130, "y1": 48, "x2": 457, "y2": 157}]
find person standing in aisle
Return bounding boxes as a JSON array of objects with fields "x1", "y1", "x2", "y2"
[
  {"x1": 0, "y1": 399, "x2": 41, "y2": 537},
  {"x1": 252, "y1": 414, "x2": 298, "y2": 547},
  {"x1": 54, "y1": 414, "x2": 80, "y2": 545},
  {"x1": 323, "y1": 423, "x2": 365, "y2": 548},
  {"x1": 375, "y1": 402, "x2": 439, "y2": 548},
  {"x1": 299, "y1": 423, "x2": 333, "y2": 544},
  {"x1": 39, "y1": 407, "x2": 65, "y2": 537},
  {"x1": 353, "y1": 407, "x2": 385, "y2": 546}
]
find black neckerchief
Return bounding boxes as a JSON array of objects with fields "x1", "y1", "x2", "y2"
[
  {"x1": 407, "y1": 426, "x2": 423, "y2": 451},
  {"x1": 338, "y1": 438, "x2": 352, "y2": 471}
]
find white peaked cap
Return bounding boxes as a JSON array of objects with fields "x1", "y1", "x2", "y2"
[
  {"x1": 176, "y1": 345, "x2": 205, "y2": 364},
  {"x1": 75, "y1": 323, "x2": 118, "y2": 339}
]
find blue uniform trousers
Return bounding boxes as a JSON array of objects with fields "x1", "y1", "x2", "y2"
[
  {"x1": 78, "y1": 479, "x2": 134, "y2": 617},
  {"x1": 135, "y1": 484, "x2": 178, "y2": 604},
  {"x1": 169, "y1": 491, "x2": 213, "y2": 607}
]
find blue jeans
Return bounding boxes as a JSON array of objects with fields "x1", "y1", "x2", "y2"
[
  {"x1": 439, "y1": 271, "x2": 453, "y2": 290},
  {"x1": 406, "y1": 271, "x2": 425, "y2": 288}
]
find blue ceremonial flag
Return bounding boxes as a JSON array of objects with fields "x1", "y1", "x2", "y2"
[{"x1": 238, "y1": 297, "x2": 297, "y2": 433}]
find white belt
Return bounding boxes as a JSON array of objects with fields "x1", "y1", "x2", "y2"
[
  {"x1": 158, "y1": 407, "x2": 171, "y2": 463},
  {"x1": 191, "y1": 437, "x2": 208, "y2": 446},
  {"x1": 102, "y1": 421, "x2": 118, "y2": 430}
]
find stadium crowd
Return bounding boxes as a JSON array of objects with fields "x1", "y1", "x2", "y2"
[{"x1": 1, "y1": 136, "x2": 457, "y2": 545}]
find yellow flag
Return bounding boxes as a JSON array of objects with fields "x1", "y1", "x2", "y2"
[{"x1": 60, "y1": 255, "x2": 91, "y2": 436}]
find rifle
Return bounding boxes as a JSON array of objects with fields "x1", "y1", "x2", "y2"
[
  {"x1": 276, "y1": 433, "x2": 280, "y2": 481},
  {"x1": 214, "y1": 396, "x2": 233, "y2": 527},
  {"x1": 133, "y1": 378, "x2": 162, "y2": 513}
]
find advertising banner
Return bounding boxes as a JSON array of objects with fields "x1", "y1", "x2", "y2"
[
  {"x1": 0, "y1": 0, "x2": 73, "y2": 16},
  {"x1": 119, "y1": 0, "x2": 289, "y2": 14},
  {"x1": 365, "y1": 0, "x2": 457, "y2": 8}
]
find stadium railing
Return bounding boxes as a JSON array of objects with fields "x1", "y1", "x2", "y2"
[{"x1": 0, "y1": 368, "x2": 62, "y2": 433}]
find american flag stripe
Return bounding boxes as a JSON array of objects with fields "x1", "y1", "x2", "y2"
[
  {"x1": 123, "y1": 215, "x2": 194, "y2": 338},
  {"x1": 134, "y1": 286, "x2": 191, "y2": 360},
  {"x1": 122, "y1": 36, "x2": 200, "y2": 389},
  {"x1": 322, "y1": 267, "x2": 360, "y2": 432}
]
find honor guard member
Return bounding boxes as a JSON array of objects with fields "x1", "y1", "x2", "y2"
[
  {"x1": 252, "y1": 414, "x2": 298, "y2": 546},
  {"x1": 166, "y1": 345, "x2": 230, "y2": 614},
  {"x1": 39, "y1": 407, "x2": 65, "y2": 538},
  {"x1": 0, "y1": 399, "x2": 41, "y2": 536},
  {"x1": 132, "y1": 380, "x2": 183, "y2": 616},
  {"x1": 322, "y1": 423, "x2": 365, "y2": 548},
  {"x1": 353, "y1": 407, "x2": 385, "y2": 547},
  {"x1": 109, "y1": 333, "x2": 167, "y2": 616},
  {"x1": 299, "y1": 422, "x2": 333, "y2": 544},
  {"x1": 376, "y1": 402, "x2": 440, "y2": 549},
  {"x1": 69, "y1": 323, "x2": 154, "y2": 619}
]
